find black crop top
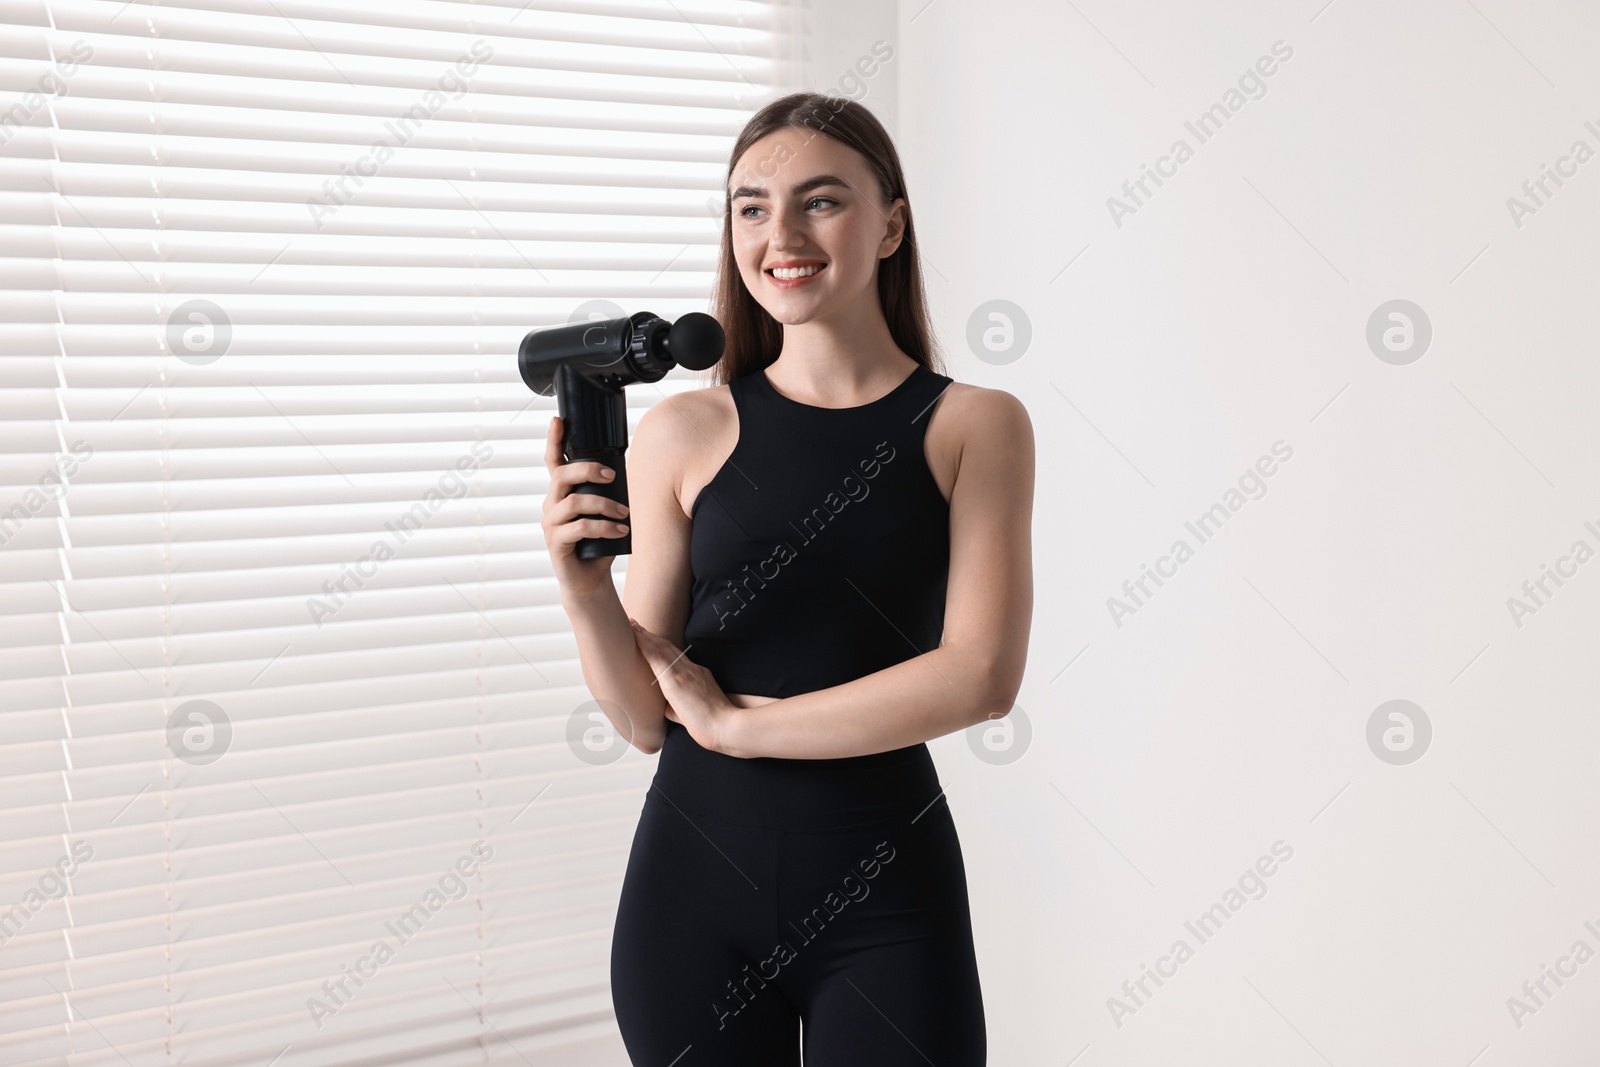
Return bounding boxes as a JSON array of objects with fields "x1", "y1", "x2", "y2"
[{"x1": 682, "y1": 362, "x2": 953, "y2": 699}]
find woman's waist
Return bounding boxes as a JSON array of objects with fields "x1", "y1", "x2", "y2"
[
  {"x1": 726, "y1": 690, "x2": 782, "y2": 709},
  {"x1": 649, "y1": 720, "x2": 941, "y2": 831}
]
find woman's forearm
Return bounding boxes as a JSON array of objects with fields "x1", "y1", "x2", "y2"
[
  {"x1": 562, "y1": 583, "x2": 669, "y2": 754},
  {"x1": 719, "y1": 643, "x2": 1012, "y2": 760}
]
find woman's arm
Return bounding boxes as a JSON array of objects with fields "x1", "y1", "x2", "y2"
[
  {"x1": 638, "y1": 384, "x2": 1034, "y2": 760},
  {"x1": 559, "y1": 390, "x2": 702, "y2": 756}
]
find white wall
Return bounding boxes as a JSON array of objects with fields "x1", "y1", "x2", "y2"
[
  {"x1": 894, "y1": 1, "x2": 1600, "y2": 1063},
  {"x1": 778, "y1": 0, "x2": 900, "y2": 128}
]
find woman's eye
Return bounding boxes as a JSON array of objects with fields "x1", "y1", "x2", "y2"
[{"x1": 735, "y1": 198, "x2": 835, "y2": 219}]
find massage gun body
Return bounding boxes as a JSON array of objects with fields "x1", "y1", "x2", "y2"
[{"x1": 518, "y1": 310, "x2": 724, "y2": 558}]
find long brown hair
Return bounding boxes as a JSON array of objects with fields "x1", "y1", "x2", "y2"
[{"x1": 704, "y1": 91, "x2": 944, "y2": 386}]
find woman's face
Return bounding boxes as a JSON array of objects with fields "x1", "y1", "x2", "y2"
[{"x1": 726, "y1": 128, "x2": 906, "y2": 326}]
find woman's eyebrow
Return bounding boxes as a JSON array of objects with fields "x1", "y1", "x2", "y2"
[{"x1": 728, "y1": 175, "x2": 849, "y2": 201}]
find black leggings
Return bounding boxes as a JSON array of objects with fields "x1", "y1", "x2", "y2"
[{"x1": 611, "y1": 720, "x2": 986, "y2": 1065}]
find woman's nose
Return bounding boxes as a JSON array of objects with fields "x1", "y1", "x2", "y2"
[{"x1": 768, "y1": 212, "x2": 803, "y2": 247}]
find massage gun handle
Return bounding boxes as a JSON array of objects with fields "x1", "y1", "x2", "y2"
[{"x1": 572, "y1": 452, "x2": 630, "y2": 560}]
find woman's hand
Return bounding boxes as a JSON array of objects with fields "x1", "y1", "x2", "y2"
[
  {"x1": 542, "y1": 415, "x2": 632, "y2": 601},
  {"x1": 629, "y1": 618, "x2": 737, "y2": 755}
]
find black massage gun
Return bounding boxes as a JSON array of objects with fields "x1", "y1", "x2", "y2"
[{"x1": 518, "y1": 310, "x2": 725, "y2": 559}]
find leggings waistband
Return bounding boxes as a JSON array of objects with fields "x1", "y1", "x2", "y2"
[{"x1": 649, "y1": 720, "x2": 945, "y2": 831}]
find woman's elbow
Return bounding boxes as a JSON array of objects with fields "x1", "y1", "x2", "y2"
[
  {"x1": 980, "y1": 655, "x2": 1025, "y2": 720},
  {"x1": 621, "y1": 712, "x2": 666, "y2": 755}
]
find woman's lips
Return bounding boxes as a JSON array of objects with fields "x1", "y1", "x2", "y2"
[{"x1": 765, "y1": 262, "x2": 828, "y2": 289}]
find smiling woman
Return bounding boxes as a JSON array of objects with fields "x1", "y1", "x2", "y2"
[{"x1": 538, "y1": 89, "x2": 1035, "y2": 1067}]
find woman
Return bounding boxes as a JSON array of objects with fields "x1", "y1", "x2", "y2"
[{"x1": 543, "y1": 91, "x2": 1034, "y2": 1065}]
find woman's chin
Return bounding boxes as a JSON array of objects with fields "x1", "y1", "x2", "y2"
[{"x1": 759, "y1": 302, "x2": 829, "y2": 326}]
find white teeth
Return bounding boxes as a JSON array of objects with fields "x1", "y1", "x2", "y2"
[{"x1": 771, "y1": 264, "x2": 823, "y2": 280}]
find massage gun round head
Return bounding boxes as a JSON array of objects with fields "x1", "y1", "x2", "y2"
[{"x1": 665, "y1": 312, "x2": 725, "y2": 372}]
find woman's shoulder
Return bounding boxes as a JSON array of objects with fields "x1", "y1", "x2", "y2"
[
  {"x1": 927, "y1": 375, "x2": 1031, "y2": 436},
  {"x1": 635, "y1": 375, "x2": 733, "y2": 444},
  {"x1": 922, "y1": 376, "x2": 1033, "y2": 501},
  {"x1": 634, "y1": 378, "x2": 737, "y2": 519}
]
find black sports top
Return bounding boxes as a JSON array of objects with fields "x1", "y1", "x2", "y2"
[{"x1": 682, "y1": 361, "x2": 954, "y2": 700}]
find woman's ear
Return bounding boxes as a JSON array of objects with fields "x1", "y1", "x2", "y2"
[{"x1": 879, "y1": 197, "x2": 908, "y2": 258}]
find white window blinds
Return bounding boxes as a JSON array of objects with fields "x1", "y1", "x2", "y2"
[{"x1": 0, "y1": 2, "x2": 784, "y2": 1063}]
